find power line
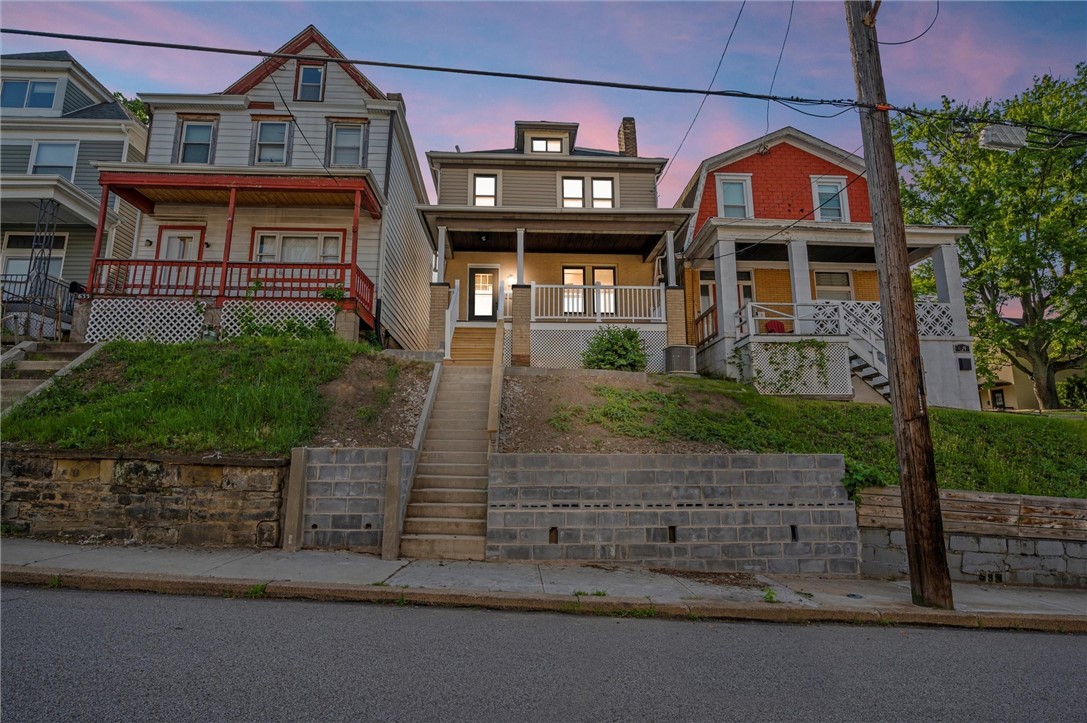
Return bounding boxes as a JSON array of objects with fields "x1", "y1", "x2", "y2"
[
  {"x1": 658, "y1": 1, "x2": 746, "y2": 186},
  {"x1": 765, "y1": 1, "x2": 796, "y2": 135},
  {"x1": 260, "y1": 57, "x2": 340, "y2": 184},
  {"x1": 878, "y1": 0, "x2": 939, "y2": 46}
]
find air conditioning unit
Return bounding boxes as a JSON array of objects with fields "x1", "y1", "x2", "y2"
[{"x1": 664, "y1": 345, "x2": 697, "y2": 374}]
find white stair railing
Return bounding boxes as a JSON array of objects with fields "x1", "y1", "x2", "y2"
[{"x1": 444, "y1": 279, "x2": 460, "y2": 360}]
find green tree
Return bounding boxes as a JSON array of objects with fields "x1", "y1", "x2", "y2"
[
  {"x1": 113, "y1": 91, "x2": 148, "y2": 123},
  {"x1": 893, "y1": 64, "x2": 1087, "y2": 409}
]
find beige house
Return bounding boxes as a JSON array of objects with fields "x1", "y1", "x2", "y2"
[
  {"x1": 980, "y1": 361, "x2": 1085, "y2": 411},
  {"x1": 419, "y1": 119, "x2": 693, "y2": 370}
]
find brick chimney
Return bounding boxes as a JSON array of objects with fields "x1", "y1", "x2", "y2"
[{"x1": 617, "y1": 117, "x2": 638, "y2": 157}]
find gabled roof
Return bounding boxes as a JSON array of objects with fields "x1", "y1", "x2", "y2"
[
  {"x1": 223, "y1": 25, "x2": 386, "y2": 100},
  {"x1": 1, "y1": 50, "x2": 78, "y2": 62},
  {"x1": 63, "y1": 101, "x2": 133, "y2": 121},
  {"x1": 675, "y1": 126, "x2": 867, "y2": 209}
]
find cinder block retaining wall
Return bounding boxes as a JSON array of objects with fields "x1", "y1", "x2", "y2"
[
  {"x1": 300, "y1": 447, "x2": 416, "y2": 553},
  {"x1": 1, "y1": 451, "x2": 286, "y2": 546},
  {"x1": 487, "y1": 453, "x2": 860, "y2": 575}
]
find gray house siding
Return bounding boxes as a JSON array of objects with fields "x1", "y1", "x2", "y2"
[
  {"x1": 74, "y1": 140, "x2": 124, "y2": 199},
  {"x1": 1, "y1": 144, "x2": 32, "y2": 174},
  {"x1": 618, "y1": 172, "x2": 657, "y2": 208},
  {"x1": 1, "y1": 224, "x2": 99, "y2": 284},
  {"x1": 438, "y1": 167, "x2": 469, "y2": 205},
  {"x1": 111, "y1": 202, "x2": 138, "y2": 261},
  {"x1": 436, "y1": 165, "x2": 659, "y2": 209},
  {"x1": 503, "y1": 169, "x2": 556, "y2": 207},
  {"x1": 62, "y1": 83, "x2": 94, "y2": 115}
]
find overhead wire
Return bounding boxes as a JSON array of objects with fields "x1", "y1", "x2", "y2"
[
  {"x1": 878, "y1": 0, "x2": 939, "y2": 46},
  {"x1": 765, "y1": 0, "x2": 796, "y2": 135},
  {"x1": 260, "y1": 56, "x2": 341, "y2": 184}
]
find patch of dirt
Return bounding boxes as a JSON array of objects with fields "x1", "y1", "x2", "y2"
[
  {"x1": 649, "y1": 567, "x2": 762, "y2": 588},
  {"x1": 311, "y1": 354, "x2": 432, "y2": 448},
  {"x1": 499, "y1": 372, "x2": 739, "y2": 454}
]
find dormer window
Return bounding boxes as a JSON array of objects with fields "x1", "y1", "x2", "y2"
[
  {"x1": 1, "y1": 80, "x2": 57, "y2": 109},
  {"x1": 296, "y1": 64, "x2": 325, "y2": 102},
  {"x1": 531, "y1": 137, "x2": 562, "y2": 153}
]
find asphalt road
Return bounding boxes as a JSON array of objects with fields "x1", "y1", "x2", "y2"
[{"x1": 2, "y1": 586, "x2": 1084, "y2": 723}]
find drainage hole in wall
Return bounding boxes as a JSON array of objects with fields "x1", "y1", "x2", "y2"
[
  {"x1": 311, "y1": 524, "x2": 318, "y2": 530},
  {"x1": 668, "y1": 526, "x2": 677, "y2": 543},
  {"x1": 790, "y1": 525, "x2": 798, "y2": 542},
  {"x1": 364, "y1": 523, "x2": 372, "y2": 530},
  {"x1": 549, "y1": 527, "x2": 558, "y2": 544}
]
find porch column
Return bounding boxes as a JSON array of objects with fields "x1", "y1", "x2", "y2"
[
  {"x1": 436, "y1": 226, "x2": 447, "y2": 282},
  {"x1": 788, "y1": 239, "x2": 814, "y2": 333},
  {"x1": 665, "y1": 230, "x2": 676, "y2": 286},
  {"x1": 217, "y1": 187, "x2": 238, "y2": 303},
  {"x1": 350, "y1": 189, "x2": 361, "y2": 268},
  {"x1": 714, "y1": 239, "x2": 738, "y2": 338},
  {"x1": 516, "y1": 227, "x2": 525, "y2": 285},
  {"x1": 511, "y1": 284, "x2": 531, "y2": 366},
  {"x1": 931, "y1": 244, "x2": 970, "y2": 336},
  {"x1": 86, "y1": 183, "x2": 112, "y2": 289},
  {"x1": 427, "y1": 283, "x2": 451, "y2": 352}
]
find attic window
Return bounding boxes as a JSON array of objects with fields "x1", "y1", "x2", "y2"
[
  {"x1": 1, "y1": 80, "x2": 57, "y2": 109},
  {"x1": 531, "y1": 138, "x2": 562, "y2": 153},
  {"x1": 296, "y1": 64, "x2": 325, "y2": 102}
]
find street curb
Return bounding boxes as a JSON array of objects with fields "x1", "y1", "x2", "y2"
[{"x1": 3, "y1": 565, "x2": 1084, "y2": 633}]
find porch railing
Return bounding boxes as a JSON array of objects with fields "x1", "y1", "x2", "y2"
[
  {"x1": 1, "y1": 273, "x2": 76, "y2": 315},
  {"x1": 444, "y1": 278, "x2": 460, "y2": 359},
  {"x1": 531, "y1": 283, "x2": 665, "y2": 322},
  {"x1": 694, "y1": 304, "x2": 718, "y2": 346},
  {"x1": 733, "y1": 301, "x2": 955, "y2": 340}
]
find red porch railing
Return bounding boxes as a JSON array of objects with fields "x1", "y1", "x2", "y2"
[{"x1": 89, "y1": 259, "x2": 376, "y2": 325}]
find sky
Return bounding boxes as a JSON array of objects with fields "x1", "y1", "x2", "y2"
[{"x1": 2, "y1": 1, "x2": 1084, "y2": 204}]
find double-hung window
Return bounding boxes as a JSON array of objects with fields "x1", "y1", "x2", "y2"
[
  {"x1": 531, "y1": 137, "x2": 562, "y2": 153},
  {"x1": 254, "y1": 121, "x2": 289, "y2": 165},
  {"x1": 814, "y1": 271, "x2": 853, "y2": 301},
  {"x1": 255, "y1": 231, "x2": 343, "y2": 263},
  {"x1": 2, "y1": 233, "x2": 66, "y2": 278},
  {"x1": 591, "y1": 178, "x2": 614, "y2": 208},
  {"x1": 562, "y1": 177, "x2": 584, "y2": 208},
  {"x1": 30, "y1": 142, "x2": 77, "y2": 180},
  {"x1": 716, "y1": 174, "x2": 753, "y2": 218},
  {"x1": 473, "y1": 174, "x2": 497, "y2": 206},
  {"x1": 1, "y1": 80, "x2": 57, "y2": 109},
  {"x1": 296, "y1": 64, "x2": 325, "y2": 101},
  {"x1": 179, "y1": 121, "x2": 214, "y2": 164},
  {"x1": 330, "y1": 123, "x2": 364, "y2": 166},
  {"x1": 813, "y1": 177, "x2": 849, "y2": 222}
]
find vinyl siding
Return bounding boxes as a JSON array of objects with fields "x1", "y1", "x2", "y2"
[
  {"x1": 60, "y1": 226, "x2": 96, "y2": 285},
  {"x1": 618, "y1": 172, "x2": 657, "y2": 208},
  {"x1": 62, "y1": 83, "x2": 94, "y2": 115},
  {"x1": 502, "y1": 169, "x2": 556, "y2": 207},
  {"x1": 111, "y1": 202, "x2": 138, "y2": 260},
  {"x1": 126, "y1": 143, "x2": 145, "y2": 163},
  {"x1": 438, "y1": 167, "x2": 469, "y2": 205},
  {"x1": 436, "y1": 166, "x2": 657, "y2": 208},
  {"x1": 146, "y1": 109, "x2": 177, "y2": 163},
  {"x1": 1, "y1": 144, "x2": 32, "y2": 174},
  {"x1": 375, "y1": 133, "x2": 432, "y2": 349},
  {"x1": 74, "y1": 140, "x2": 124, "y2": 199}
]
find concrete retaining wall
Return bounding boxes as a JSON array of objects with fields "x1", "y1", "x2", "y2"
[
  {"x1": 1, "y1": 451, "x2": 286, "y2": 546},
  {"x1": 861, "y1": 529, "x2": 1087, "y2": 588},
  {"x1": 486, "y1": 453, "x2": 859, "y2": 574}
]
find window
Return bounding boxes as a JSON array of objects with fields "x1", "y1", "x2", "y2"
[
  {"x1": 330, "y1": 124, "x2": 364, "y2": 166},
  {"x1": 715, "y1": 174, "x2": 753, "y2": 218},
  {"x1": 812, "y1": 177, "x2": 849, "y2": 222},
  {"x1": 593, "y1": 267, "x2": 616, "y2": 314},
  {"x1": 254, "y1": 121, "x2": 288, "y2": 164},
  {"x1": 531, "y1": 137, "x2": 562, "y2": 153},
  {"x1": 30, "y1": 142, "x2": 76, "y2": 180},
  {"x1": 562, "y1": 177, "x2": 584, "y2": 208},
  {"x1": 1, "y1": 80, "x2": 57, "y2": 109},
  {"x1": 591, "y1": 178, "x2": 614, "y2": 208},
  {"x1": 255, "y1": 231, "x2": 343, "y2": 263},
  {"x1": 473, "y1": 174, "x2": 497, "y2": 206},
  {"x1": 562, "y1": 267, "x2": 585, "y2": 314},
  {"x1": 2, "y1": 233, "x2": 66, "y2": 278},
  {"x1": 814, "y1": 271, "x2": 853, "y2": 301},
  {"x1": 296, "y1": 64, "x2": 325, "y2": 101},
  {"x1": 699, "y1": 270, "x2": 717, "y2": 313},
  {"x1": 179, "y1": 121, "x2": 214, "y2": 164},
  {"x1": 736, "y1": 269, "x2": 754, "y2": 307}
]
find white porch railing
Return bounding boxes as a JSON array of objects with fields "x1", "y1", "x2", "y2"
[
  {"x1": 444, "y1": 278, "x2": 460, "y2": 360},
  {"x1": 734, "y1": 301, "x2": 955, "y2": 339},
  {"x1": 531, "y1": 283, "x2": 665, "y2": 322}
]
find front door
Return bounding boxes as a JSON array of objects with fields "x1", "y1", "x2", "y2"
[
  {"x1": 468, "y1": 267, "x2": 496, "y2": 321},
  {"x1": 158, "y1": 232, "x2": 200, "y2": 293}
]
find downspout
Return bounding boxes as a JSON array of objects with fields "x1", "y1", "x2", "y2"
[{"x1": 372, "y1": 107, "x2": 397, "y2": 342}]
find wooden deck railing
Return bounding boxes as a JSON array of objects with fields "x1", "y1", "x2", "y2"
[{"x1": 694, "y1": 304, "x2": 718, "y2": 346}]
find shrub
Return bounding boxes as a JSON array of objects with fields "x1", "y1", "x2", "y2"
[
  {"x1": 582, "y1": 326, "x2": 647, "y2": 372},
  {"x1": 1057, "y1": 373, "x2": 1087, "y2": 410}
]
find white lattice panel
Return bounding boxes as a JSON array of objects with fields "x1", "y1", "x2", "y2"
[
  {"x1": 841, "y1": 302, "x2": 884, "y2": 336},
  {"x1": 220, "y1": 300, "x2": 337, "y2": 338},
  {"x1": 748, "y1": 341, "x2": 852, "y2": 396},
  {"x1": 529, "y1": 325, "x2": 667, "y2": 372},
  {"x1": 915, "y1": 303, "x2": 955, "y2": 336},
  {"x1": 503, "y1": 322, "x2": 512, "y2": 365},
  {"x1": 86, "y1": 298, "x2": 203, "y2": 343},
  {"x1": 809, "y1": 304, "x2": 842, "y2": 335}
]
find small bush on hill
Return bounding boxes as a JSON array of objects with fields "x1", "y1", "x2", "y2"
[{"x1": 582, "y1": 327, "x2": 647, "y2": 372}]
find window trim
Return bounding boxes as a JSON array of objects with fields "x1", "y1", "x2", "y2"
[
  {"x1": 561, "y1": 176, "x2": 585, "y2": 208},
  {"x1": 813, "y1": 269, "x2": 854, "y2": 301},
  {"x1": 555, "y1": 173, "x2": 619, "y2": 208},
  {"x1": 2, "y1": 231, "x2": 68, "y2": 278},
  {"x1": 470, "y1": 171, "x2": 501, "y2": 207},
  {"x1": 715, "y1": 173, "x2": 754, "y2": 219},
  {"x1": 28, "y1": 140, "x2": 78, "y2": 182},
  {"x1": 155, "y1": 226, "x2": 207, "y2": 261},
  {"x1": 251, "y1": 118, "x2": 292, "y2": 166},
  {"x1": 1, "y1": 78, "x2": 58, "y2": 110},
  {"x1": 294, "y1": 62, "x2": 326, "y2": 102},
  {"x1": 327, "y1": 120, "x2": 368, "y2": 167},
  {"x1": 174, "y1": 116, "x2": 218, "y2": 165},
  {"x1": 248, "y1": 227, "x2": 347, "y2": 264},
  {"x1": 530, "y1": 137, "x2": 564, "y2": 153},
  {"x1": 811, "y1": 176, "x2": 850, "y2": 222}
]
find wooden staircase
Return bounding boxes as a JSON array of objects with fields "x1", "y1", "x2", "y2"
[
  {"x1": 448, "y1": 326, "x2": 496, "y2": 366},
  {"x1": 2, "y1": 342, "x2": 93, "y2": 412},
  {"x1": 399, "y1": 365, "x2": 491, "y2": 561}
]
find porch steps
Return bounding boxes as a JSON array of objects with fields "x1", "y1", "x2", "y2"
[
  {"x1": 849, "y1": 353, "x2": 892, "y2": 402},
  {"x1": 1, "y1": 342, "x2": 94, "y2": 412},
  {"x1": 448, "y1": 327, "x2": 497, "y2": 366},
  {"x1": 399, "y1": 365, "x2": 492, "y2": 561}
]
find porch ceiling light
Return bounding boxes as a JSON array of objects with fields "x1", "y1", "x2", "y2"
[{"x1": 143, "y1": 239, "x2": 153, "y2": 247}]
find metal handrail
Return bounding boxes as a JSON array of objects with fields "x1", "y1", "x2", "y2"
[{"x1": 486, "y1": 282, "x2": 506, "y2": 453}]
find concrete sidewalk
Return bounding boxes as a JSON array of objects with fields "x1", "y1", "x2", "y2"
[{"x1": 2, "y1": 538, "x2": 1083, "y2": 632}]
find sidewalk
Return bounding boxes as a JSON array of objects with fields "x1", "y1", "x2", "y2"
[{"x1": 2, "y1": 538, "x2": 1083, "y2": 632}]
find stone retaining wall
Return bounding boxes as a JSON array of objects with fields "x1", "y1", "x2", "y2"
[
  {"x1": 1, "y1": 451, "x2": 286, "y2": 546},
  {"x1": 486, "y1": 453, "x2": 859, "y2": 575}
]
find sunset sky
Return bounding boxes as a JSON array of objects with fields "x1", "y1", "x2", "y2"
[{"x1": 2, "y1": 1, "x2": 1084, "y2": 203}]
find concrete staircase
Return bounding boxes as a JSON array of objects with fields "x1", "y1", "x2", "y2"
[
  {"x1": 448, "y1": 326, "x2": 496, "y2": 366},
  {"x1": 399, "y1": 365, "x2": 491, "y2": 561},
  {"x1": 849, "y1": 352, "x2": 892, "y2": 402},
  {"x1": 1, "y1": 342, "x2": 93, "y2": 412}
]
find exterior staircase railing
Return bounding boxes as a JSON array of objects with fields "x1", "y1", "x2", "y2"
[{"x1": 443, "y1": 279, "x2": 460, "y2": 360}]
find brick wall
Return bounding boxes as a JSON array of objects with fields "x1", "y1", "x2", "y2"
[
  {"x1": 486, "y1": 453, "x2": 859, "y2": 574},
  {"x1": 1, "y1": 451, "x2": 286, "y2": 546}
]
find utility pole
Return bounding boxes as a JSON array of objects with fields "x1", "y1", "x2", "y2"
[{"x1": 845, "y1": 0, "x2": 954, "y2": 609}]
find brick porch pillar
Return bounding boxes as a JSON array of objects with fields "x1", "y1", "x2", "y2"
[
  {"x1": 511, "y1": 284, "x2": 531, "y2": 366},
  {"x1": 427, "y1": 282, "x2": 450, "y2": 352}
]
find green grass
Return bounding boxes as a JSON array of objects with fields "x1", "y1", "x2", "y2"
[
  {"x1": 549, "y1": 376, "x2": 1087, "y2": 499},
  {"x1": 2, "y1": 336, "x2": 367, "y2": 455}
]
